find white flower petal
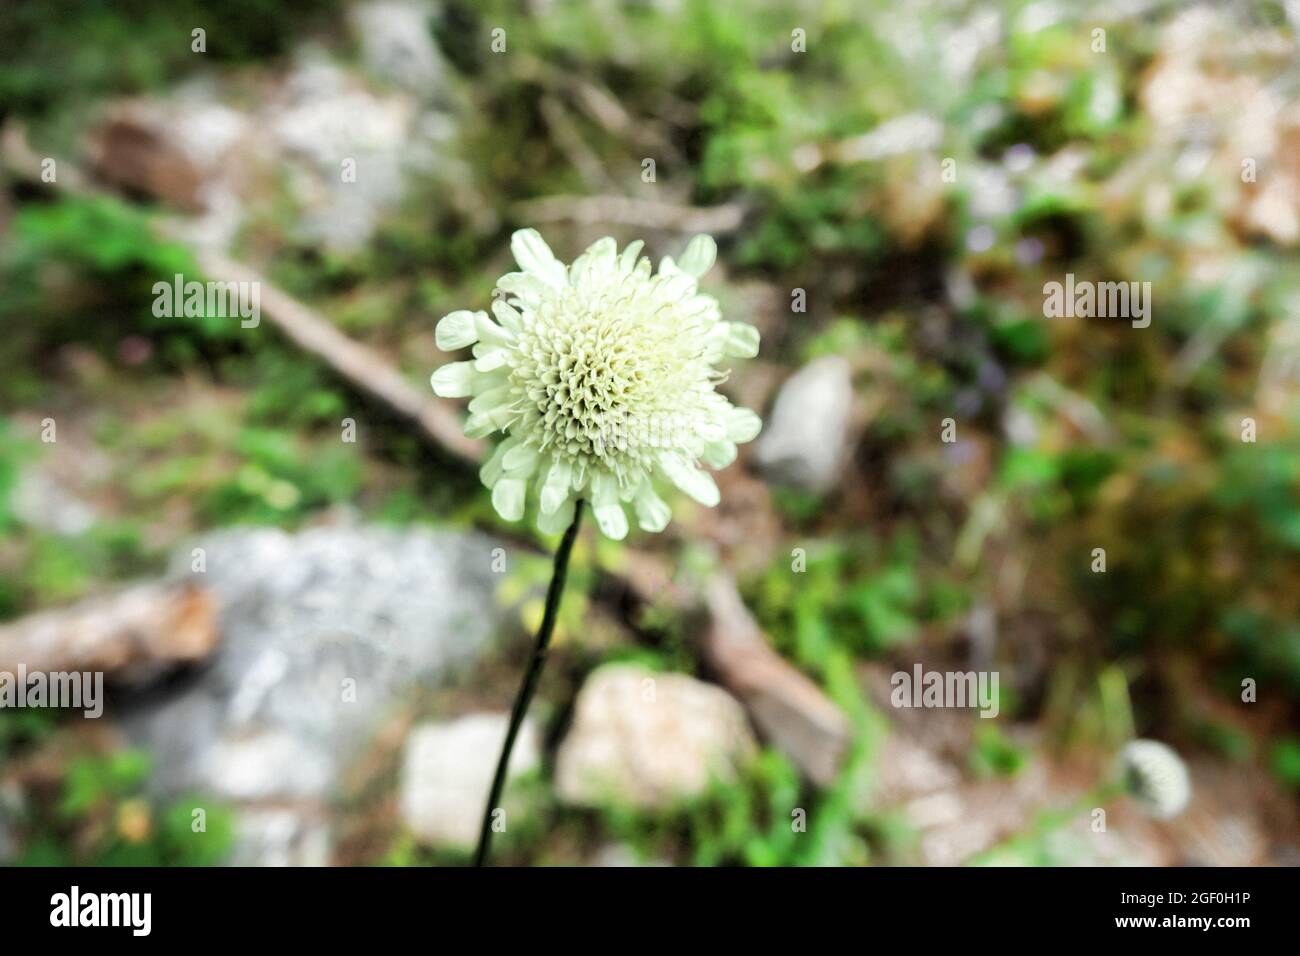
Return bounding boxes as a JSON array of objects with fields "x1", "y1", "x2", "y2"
[
  {"x1": 496, "y1": 271, "x2": 547, "y2": 306},
  {"x1": 702, "y1": 323, "x2": 730, "y2": 363},
  {"x1": 491, "y1": 477, "x2": 527, "y2": 521},
  {"x1": 633, "y1": 483, "x2": 671, "y2": 532},
  {"x1": 464, "y1": 413, "x2": 496, "y2": 438},
  {"x1": 502, "y1": 442, "x2": 540, "y2": 476},
  {"x1": 590, "y1": 469, "x2": 618, "y2": 504},
  {"x1": 593, "y1": 502, "x2": 628, "y2": 540},
  {"x1": 701, "y1": 440, "x2": 737, "y2": 469},
  {"x1": 435, "y1": 310, "x2": 478, "y2": 351},
  {"x1": 536, "y1": 496, "x2": 575, "y2": 535},
  {"x1": 657, "y1": 272, "x2": 697, "y2": 301},
  {"x1": 659, "y1": 454, "x2": 720, "y2": 506},
  {"x1": 572, "y1": 237, "x2": 617, "y2": 284},
  {"x1": 468, "y1": 384, "x2": 511, "y2": 414},
  {"x1": 588, "y1": 469, "x2": 628, "y2": 539},
  {"x1": 466, "y1": 398, "x2": 516, "y2": 436},
  {"x1": 474, "y1": 348, "x2": 510, "y2": 373},
  {"x1": 479, "y1": 439, "x2": 513, "y2": 489},
  {"x1": 695, "y1": 295, "x2": 723, "y2": 323},
  {"x1": 582, "y1": 236, "x2": 617, "y2": 260},
  {"x1": 677, "y1": 235, "x2": 717, "y2": 278},
  {"x1": 511, "y1": 229, "x2": 568, "y2": 288},
  {"x1": 430, "y1": 361, "x2": 478, "y2": 397},
  {"x1": 540, "y1": 459, "x2": 573, "y2": 515},
  {"x1": 619, "y1": 240, "x2": 645, "y2": 273},
  {"x1": 474, "y1": 311, "x2": 515, "y2": 347},
  {"x1": 492, "y1": 299, "x2": 523, "y2": 332},
  {"x1": 694, "y1": 416, "x2": 727, "y2": 444},
  {"x1": 725, "y1": 406, "x2": 762, "y2": 443},
  {"x1": 724, "y1": 322, "x2": 760, "y2": 358},
  {"x1": 570, "y1": 459, "x2": 588, "y2": 493}
]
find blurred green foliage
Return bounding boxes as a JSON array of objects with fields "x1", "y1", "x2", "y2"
[
  {"x1": 4, "y1": 733, "x2": 234, "y2": 866},
  {"x1": 1271, "y1": 737, "x2": 1300, "y2": 792},
  {"x1": 968, "y1": 724, "x2": 1029, "y2": 778},
  {"x1": 0, "y1": 0, "x2": 343, "y2": 118}
]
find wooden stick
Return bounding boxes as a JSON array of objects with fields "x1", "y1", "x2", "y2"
[
  {"x1": 0, "y1": 583, "x2": 218, "y2": 687},
  {"x1": 192, "y1": 248, "x2": 484, "y2": 465},
  {"x1": 513, "y1": 195, "x2": 745, "y2": 234},
  {"x1": 702, "y1": 573, "x2": 853, "y2": 787}
]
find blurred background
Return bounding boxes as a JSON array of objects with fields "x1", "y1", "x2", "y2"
[{"x1": 2, "y1": 0, "x2": 1299, "y2": 866}]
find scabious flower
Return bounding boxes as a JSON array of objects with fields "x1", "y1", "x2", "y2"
[
  {"x1": 1118, "y1": 739, "x2": 1191, "y2": 819},
  {"x1": 431, "y1": 229, "x2": 762, "y2": 539}
]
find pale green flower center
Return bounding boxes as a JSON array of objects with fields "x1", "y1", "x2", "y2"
[{"x1": 508, "y1": 276, "x2": 715, "y2": 480}]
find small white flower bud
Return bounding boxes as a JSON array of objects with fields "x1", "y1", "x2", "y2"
[{"x1": 1118, "y1": 739, "x2": 1191, "y2": 819}]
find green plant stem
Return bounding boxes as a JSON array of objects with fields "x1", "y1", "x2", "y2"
[{"x1": 474, "y1": 500, "x2": 584, "y2": 867}]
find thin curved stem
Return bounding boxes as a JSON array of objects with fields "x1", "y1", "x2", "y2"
[{"x1": 474, "y1": 500, "x2": 584, "y2": 867}]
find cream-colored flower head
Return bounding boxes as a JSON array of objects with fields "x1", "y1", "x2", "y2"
[
  {"x1": 1118, "y1": 739, "x2": 1191, "y2": 819},
  {"x1": 432, "y1": 229, "x2": 762, "y2": 539}
]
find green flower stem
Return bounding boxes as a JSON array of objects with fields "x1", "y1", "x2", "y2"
[{"x1": 474, "y1": 500, "x2": 584, "y2": 867}]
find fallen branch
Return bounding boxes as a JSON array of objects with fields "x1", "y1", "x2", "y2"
[
  {"x1": 513, "y1": 195, "x2": 745, "y2": 235},
  {"x1": 0, "y1": 582, "x2": 218, "y2": 687},
  {"x1": 192, "y1": 248, "x2": 484, "y2": 465},
  {"x1": 0, "y1": 119, "x2": 484, "y2": 467},
  {"x1": 702, "y1": 573, "x2": 853, "y2": 787},
  {"x1": 538, "y1": 94, "x2": 617, "y2": 192}
]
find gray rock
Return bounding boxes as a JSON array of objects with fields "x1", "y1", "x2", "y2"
[
  {"x1": 755, "y1": 356, "x2": 854, "y2": 494},
  {"x1": 269, "y1": 54, "x2": 419, "y2": 251},
  {"x1": 400, "y1": 713, "x2": 539, "y2": 849},
  {"x1": 555, "y1": 664, "x2": 756, "y2": 809},
  {"x1": 11, "y1": 466, "x2": 98, "y2": 536},
  {"x1": 871, "y1": 733, "x2": 962, "y2": 809},
  {"x1": 228, "y1": 807, "x2": 332, "y2": 867},
  {"x1": 118, "y1": 525, "x2": 509, "y2": 863},
  {"x1": 351, "y1": 1, "x2": 445, "y2": 95},
  {"x1": 202, "y1": 731, "x2": 334, "y2": 802}
]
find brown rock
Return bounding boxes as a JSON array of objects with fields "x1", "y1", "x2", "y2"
[{"x1": 87, "y1": 105, "x2": 207, "y2": 211}]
